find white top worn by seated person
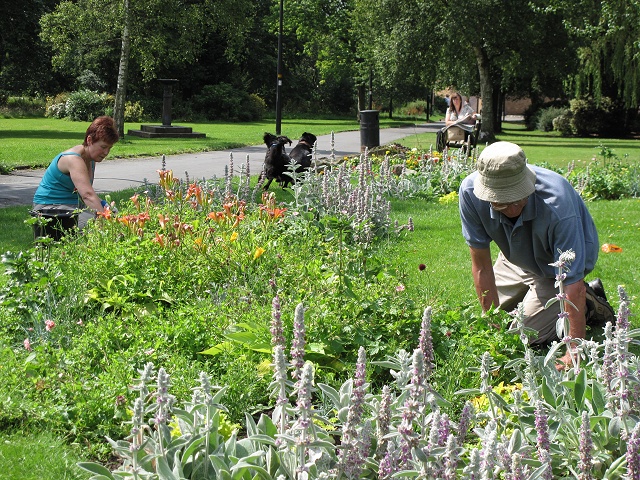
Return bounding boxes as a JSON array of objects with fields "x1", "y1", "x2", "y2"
[{"x1": 447, "y1": 102, "x2": 475, "y2": 124}]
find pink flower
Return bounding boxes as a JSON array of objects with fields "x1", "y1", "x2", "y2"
[
  {"x1": 396, "y1": 284, "x2": 406, "y2": 292},
  {"x1": 44, "y1": 319, "x2": 56, "y2": 331},
  {"x1": 24, "y1": 338, "x2": 32, "y2": 351}
]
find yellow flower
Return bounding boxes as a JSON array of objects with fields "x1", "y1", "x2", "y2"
[
  {"x1": 230, "y1": 231, "x2": 238, "y2": 242},
  {"x1": 438, "y1": 191, "x2": 459, "y2": 205},
  {"x1": 253, "y1": 247, "x2": 265, "y2": 260}
]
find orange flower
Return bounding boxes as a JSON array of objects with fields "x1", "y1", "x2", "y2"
[
  {"x1": 158, "y1": 214, "x2": 169, "y2": 228},
  {"x1": 253, "y1": 247, "x2": 265, "y2": 260},
  {"x1": 152, "y1": 232, "x2": 165, "y2": 247},
  {"x1": 130, "y1": 193, "x2": 140, "y2": 210}
]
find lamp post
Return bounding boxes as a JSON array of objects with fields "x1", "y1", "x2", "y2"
[{"x1": 275, "y1": 0, "x2": 284, "y2": 135}]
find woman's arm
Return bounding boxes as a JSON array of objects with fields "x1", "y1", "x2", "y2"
[{"x1": 62, "y1": 155, "x2": 105, "y2": 211}]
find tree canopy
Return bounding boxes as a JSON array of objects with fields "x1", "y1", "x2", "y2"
[{"x1": 1, "y1": 0, "x2": 638, "y2": 136}]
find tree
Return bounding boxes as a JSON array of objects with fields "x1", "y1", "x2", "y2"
[
  {"x1": 40, "y1": 0, "x2": 254, "y2": 132},
  {"x1": 353, "y1": 0, "x2": 441, "y2": 116},
  {"x1": 551, "y1": 0, "x2": 640, "y2": 109},
  {"x1": 0, "y1": 0, "x2": 63, "y2": 96}
]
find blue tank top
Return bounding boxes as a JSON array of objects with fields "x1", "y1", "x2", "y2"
[{"x1": 33, "y1": 153, "x2": 95, "y2": 206}]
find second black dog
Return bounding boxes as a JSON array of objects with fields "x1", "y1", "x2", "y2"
[
  {"x1": 262, "y1": 132, "x2": 292, "y2": 190},
  {"x1": 287, "y1": 132, "x2": 317, "y2": 185}
]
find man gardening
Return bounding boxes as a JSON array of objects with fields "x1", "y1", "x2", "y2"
[{"x1": 458, "y1": 141, "x2": 615, "y2": 368}]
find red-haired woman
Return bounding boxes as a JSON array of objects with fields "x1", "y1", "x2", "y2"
[{"x1": 33, "y1": 116, "x2": 119, "y2": 231}]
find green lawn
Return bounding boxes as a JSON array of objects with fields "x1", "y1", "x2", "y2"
[
  {"x1": 1, "y1": 119, "x2": 639, "y2": 477},
  {"x1": 0, "y1": 116, "x2": 416, "y2": 170}
]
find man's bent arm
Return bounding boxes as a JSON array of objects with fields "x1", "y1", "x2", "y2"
[
  {"x1": 562, "y1": 280, "x2": 587, "y2": 341},
  {"x1": 469, "y1": 246, "x2": 499, "y2": 312}
]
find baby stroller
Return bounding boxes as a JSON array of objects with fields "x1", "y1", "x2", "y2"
[{"x1": 436, "y1": 114, "x2": 482, "y2": 156}]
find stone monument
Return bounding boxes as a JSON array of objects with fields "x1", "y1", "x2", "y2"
[{"x1": 128, "y1": 79, "x2": 206, "y2": 138}]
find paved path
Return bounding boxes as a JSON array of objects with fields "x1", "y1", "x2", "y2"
[{"x1": 0, "y1": 122, "x2": 443, "y2": 207}]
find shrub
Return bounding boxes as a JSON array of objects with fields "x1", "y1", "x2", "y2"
[
  {"x1": 45, "y1": 92, "x2": 70, "y2": 118},
  {"x1": 65, "y1": 90, "x2": 113, "y2": 121},
  {"x1": 536, "y1": 106, "x2": 568, "y2": 132},
  {"x1": 1, "y1": 96, "x2": 46, "y2": 117},
  {"x1": 124, "y1": 101, "x2": 145, "y2": 122},
  {"x1": 76, "y1": 69, "x2": 106, "y2": 91},
  {"x1": 569, "y1": 96, "x2": 624, "y2": 137},
  {"x1": 191, "y1": 83, "x2": 265, "y2": 121},
  {"x1": 552, "y1": 111, "x2": 573, "y2": 136}
]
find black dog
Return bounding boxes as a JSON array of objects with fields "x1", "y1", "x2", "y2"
[
  {"x1": 262, "y1": 132, "x2": 292, "y2": 190},
  {"x1": 288, "y1": 132, "x2": 317, "y2": 179}
]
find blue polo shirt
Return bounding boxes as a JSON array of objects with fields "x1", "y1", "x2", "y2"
[{"x1": 459, "y1": 165, "x2": 599, "y2": 285}]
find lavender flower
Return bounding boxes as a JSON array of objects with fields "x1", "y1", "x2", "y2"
[
  {"x1": 375, "y1": 385, "x2": 393, "y2": 458},
  {"x1": 338, "y1": 347, "x2": 368, "y2": 478},
  {"x1": 154, "y1": 367, "x2": 175, "y2": 426},
  {"x1": 270, "y1": 295, "x2": 286, "y2": 349},
  {"x1": 535, "y1": 401, "x2": 553, "y2": 480},
  {"x1": 627, "y1": 422, "x2": 640, "y2": 480},
  {"x1": 457, "y1": 401, "x2": 475, "y2": 444},
  {"x1": 480, "y1": 419, "x2": 498, "y2": 477},
  {"x1": 418, "y1": 307, "x2": 435, "y2": 376},
  {"x1": 290, "y1": 303, "x2": 306, "y2": 381},
  {"x1": 578, "y1": 411, "x2": 594, "y2": 480},
  {"x1": 442, "y1": 434, "x2": 459, "y2": 480},
  {"x1": 270, "y1": 345, "x2": 290, "y2": 439},
  {"x1": 294, "y1": 362, "x2": 315, "y2": 476},
  {"x1": 378, "y1": 439, "x2": 399, "y2": 479},
  {"x1": 509, "y1": 453, "x2": 526, "y2": 480},
  {"x1": 463, "y1": 448, "x2": 481, "y2": 480}
]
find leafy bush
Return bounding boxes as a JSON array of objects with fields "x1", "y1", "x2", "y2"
[
  {"x1": 568, "y1": 97, "x2": 624, "y2": 137},
  {"x1": 552, "y1": 111, "x2": 573, "y2": 136},
  {"x1": 45, "y1": 92, "x2": 70, "y2": 118},
  {"x1": 65, "y1": 90, "x2": 113, "y2": 121},
  {"x1": 124, "y1": 100, "x2": 145, "y2": 122},
  {"x1": 535, "y1": 106, "x2": 568, "y2": 132},
  {"x1": 191, "y1": 83, "x2": 265, "y2": 121},
  {"x1": 2, "y1": 96, "x2": 46, "y2": 117},
  {"x1": 76, "y1": 69, "x2": 106, "y2": 91}
]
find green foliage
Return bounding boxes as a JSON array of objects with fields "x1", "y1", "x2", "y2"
[
  {"x1": 78, "y1": 289, "x2": 640, "y2": 479},
  {"x1": 535, "y1": 106, "x2": 569, "y2": 132},
  {"x1": 191, "y1": 83, "x2": 265, "y2": 121},
  {"x1": 45, "y1": 92, "x2": 71, "y2": 119},
  {"x1": 65, "y1": 90, "x2": 113, "y2": 122},
  {"x1": 0, "y1": 97, "x2": 46, "y2": 117},
  {"x1": 555, "y1": 97, "x2": 627, "y2": 137},
  {"x1": 124, "y1": 100, "x2": 145, "y2": 122}
]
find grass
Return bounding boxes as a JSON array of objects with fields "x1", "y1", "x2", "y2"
[
  {"x1": 401, "y1": 122, "x2": 640, "y2": 169},
  {"x1": 0, "y1": 432, "x2": 87, "y2": 480},
  {"x1": 0, "y1": 120, "x2": 639, "y2": 476},
  {"x1": 0, "y1": 116, "x2": 418, "y2": 170}
]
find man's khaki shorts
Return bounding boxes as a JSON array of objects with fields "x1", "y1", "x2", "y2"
[{"x1": 493, "y1": 252, "x2": 561, "y2": 345}]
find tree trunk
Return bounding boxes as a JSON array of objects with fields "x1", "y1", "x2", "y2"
[
  {"x1": 114, "y1": 0, "x2": 131, "y2": 139},
  {"x1": 357, "y1": 84, "x2": 366, "y2": 120},
  {"x1": 473, "y1": 44, "x2": 495, "y2": 142}
]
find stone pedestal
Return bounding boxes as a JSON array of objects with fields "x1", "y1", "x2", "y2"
[{"x1": 128, "y1": 78, "x2": 206, "y2": 139}]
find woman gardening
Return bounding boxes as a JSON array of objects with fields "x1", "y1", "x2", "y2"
[{"x1": 32, "y1": 116, "x2": 119, "y2": 235}]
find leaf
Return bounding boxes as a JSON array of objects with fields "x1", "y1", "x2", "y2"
[
  {"x1": 317, "y1": 383, "x2": 341, "y2": 407},
  {"x1": 76, "y1": 462, "x2": 117, "y2": 479},
  {"x1": 181, "y1": 435, "x2": 207, "y2": 464},
  {"x1": 200, "y1": 341, "x2": 233, "y2": 356},
  {"x1": 574, "y1": 367, "x2": 587, "y2": 408},
  {"x1": 454, "y1": 388, "x2": 482, "y2": 396},
  {"x1": 156, "y1": 456, "x2": 180, "y2": 480},
  {"x1": 541, "y1": 377, "x2": 556, "y2": 408}
]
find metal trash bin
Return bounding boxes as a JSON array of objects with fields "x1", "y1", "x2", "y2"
[
  {"x1": 30, "y1": 209, "x2": 78, "y2": 241},
  {"x1": 359, "y1": 109, "x2": 380, "y2": 152}
]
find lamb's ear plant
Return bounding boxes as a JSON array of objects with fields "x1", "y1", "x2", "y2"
[{"x1": 80, "y1": 283, "x2": 639, "y2": 478}]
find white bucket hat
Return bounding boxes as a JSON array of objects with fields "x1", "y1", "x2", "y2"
[{"x1": 473, "y1": 141, "x2": 537, "y2": 203}]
